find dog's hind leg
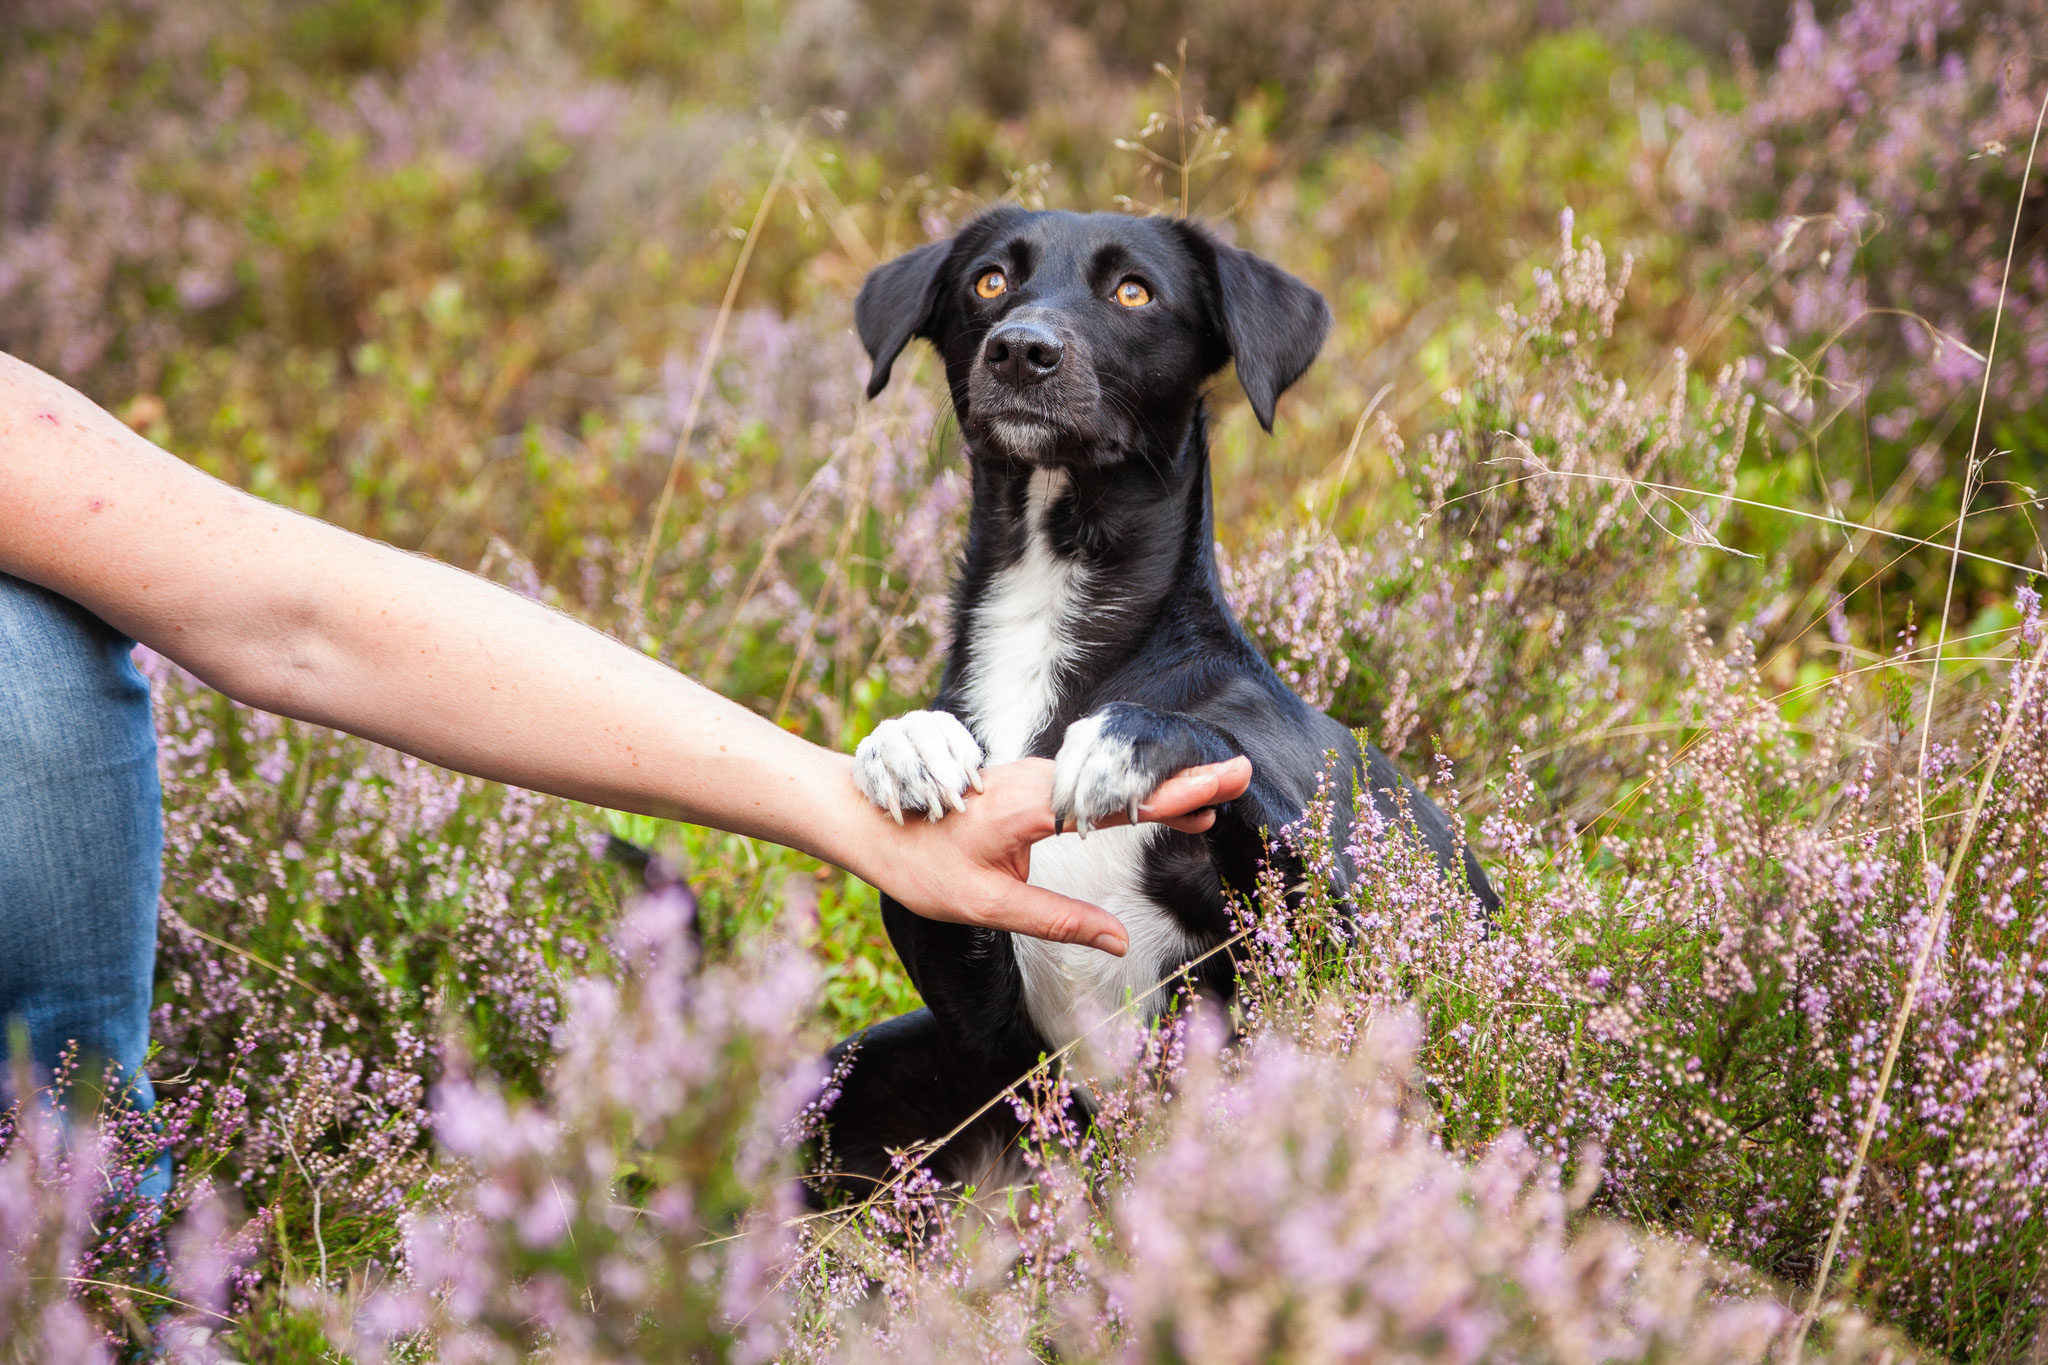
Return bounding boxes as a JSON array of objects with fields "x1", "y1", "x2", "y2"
[{"x1": 810, "y1": 1008, "x2": 1051, "y2": 1205}]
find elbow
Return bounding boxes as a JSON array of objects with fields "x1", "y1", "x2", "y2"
[{"x1": 183, "y1": 590, "x2": 337, "y2": 723}]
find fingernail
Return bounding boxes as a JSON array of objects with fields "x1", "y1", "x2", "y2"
[{"x1": 1091, "y1": 932, "x2": 1127, "y2": 956}]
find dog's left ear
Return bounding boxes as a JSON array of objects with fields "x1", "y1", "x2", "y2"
[
  {"x1": 1183, "y1": 224, "x2": 1331, "y2": 431},
  {"x1": 855, "y1": 239, "x2": 952, "y2": 399}
]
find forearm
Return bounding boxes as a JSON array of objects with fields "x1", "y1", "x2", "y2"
[
  {"x1": 280, "y1": 552, "x2": 918, "y2": 869},
  {"x1": 1, "y1": 351, "x2": 1257, "y2": 953},
  {"x1": 0, "y1": 351, "x2": 869, "y2": 864},
  {"x1": 251, "y1": 540, "x2": 862, "y2": 847}
]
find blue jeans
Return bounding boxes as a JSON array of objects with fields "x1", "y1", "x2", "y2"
[{"x1": 0, "y1": 572, "x2": 164, "y2": 1175}]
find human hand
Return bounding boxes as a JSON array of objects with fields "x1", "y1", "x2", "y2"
[{"x1": 838, "y1": 754, "x2": 1252, "y2": 956}]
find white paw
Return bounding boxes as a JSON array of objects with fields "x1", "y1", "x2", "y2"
[
  {"x1": 1050, "y1": 711, "x2": 1152, "y2": 837},
  {"x1": 853, "y1": 710, "x2": 985, "y2": 824}
]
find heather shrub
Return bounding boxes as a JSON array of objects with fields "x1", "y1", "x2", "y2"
[
  {"x1": 6, "y1": 0, "x2": 2047, "y2": 1359},
  {"x1": 328, "y1": 886, "x2": 816, "y2": 1364},
  {"x1": 0, "y1": 1082, "x2": 264, "y2": 1361},
  {"x1": 1227, "y1": 211, "x2": 1754, "y2": 823},
  {"x1": 301, "y1": 893, "x2": 1922, "y2": 1363},
  {"x1": 1061, "y1": 1016, "x2": 1820, "y2": 1364},
  {"x1": 1674, "y1": 0, "x2": 2048, "y2": 606},
  {"x1": 1682, "y1": 0, "x2": 2048, "y2": 418},
  {"x1": 0, "y1": 1100, "x2": 116, "y2": 1362},
  {"x1": 1230, "y1": 590, "x2": 2048, "y2": 1356}
]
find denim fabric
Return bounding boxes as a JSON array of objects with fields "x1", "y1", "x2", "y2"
[{"x1": 0, "y1": 571, "x2": 164, "y2": 1159}]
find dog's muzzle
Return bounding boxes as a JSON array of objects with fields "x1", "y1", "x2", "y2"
[{"x1": 967, "y1": 316, "x2": 1105, "y2": 463}]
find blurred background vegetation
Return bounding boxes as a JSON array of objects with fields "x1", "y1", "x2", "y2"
[
  {"x1": 5, "y1": 0, "x2": 2047, "y2": 1356},
  {"x1": 6, "y1": 0, "x2": 2040, "y2": 759}
]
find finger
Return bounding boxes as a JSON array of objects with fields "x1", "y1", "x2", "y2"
[
  {"x1": 1156, "y1": 809, "x2": 1219, "y2": 834},
  {"x1": 966, "y1": 884, "x2": 1128, "y2": 956},
  {"x1": 1080, "y1": 805, "x2": 1217, "y2": 834},
  {"x1": 1135, "y1": 755, "x2": 1253, "y2": 821}
]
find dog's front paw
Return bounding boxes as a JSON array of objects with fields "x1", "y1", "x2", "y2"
[
  {"x1": 1050, "y1": 704, "x2": 1173, "y2": 837},
  {"x1": 854, "y1": 710, "x2": 986, "y2": 824}
]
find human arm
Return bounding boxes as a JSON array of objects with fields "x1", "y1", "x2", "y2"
[{"x1": 0, "y1": 350, "x2": 1250, "y2": 953}]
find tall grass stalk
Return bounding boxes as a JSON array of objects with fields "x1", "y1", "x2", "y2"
[
  {"x1": 634, "y1": 125, "x2": 805, "y2": 609},
  {"x1": 1787, "y1": 76, "x2": 2048, "y2": 1361}
]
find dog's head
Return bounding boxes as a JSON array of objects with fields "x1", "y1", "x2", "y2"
[{"x1": 856, "y1": 208, "x2": 1329, "y2": 469}]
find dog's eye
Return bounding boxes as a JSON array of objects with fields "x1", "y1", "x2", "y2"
[
  {"x1": 975, "y1": 270, "x2": 1007, "y2": 299},
  {"x1": 1114, "y1": 279, "x2": 1152, "y2": 308}
]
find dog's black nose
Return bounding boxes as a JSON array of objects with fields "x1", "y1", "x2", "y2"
[{"x1": 983, "y1": 322, "x2": 1063, "y2": 387}]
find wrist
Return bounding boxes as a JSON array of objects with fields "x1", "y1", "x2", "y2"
[{"x1": 774, "y1": 745, "x2": 888, "y2": 879}]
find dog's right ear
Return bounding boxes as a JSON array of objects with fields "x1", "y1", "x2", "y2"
[
  {"x1": 1177, "y1": 221, "x2": 1331, "y2": 432},
  {"x1": 855, "y1": 240, "x2": 952, "y2": 399}
]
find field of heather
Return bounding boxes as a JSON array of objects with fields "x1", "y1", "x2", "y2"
[{"x1": 3, "y1": 1, "x2": 2046, "y2": 1360}]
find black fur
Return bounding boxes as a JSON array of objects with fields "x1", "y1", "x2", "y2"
[{"x1": 819, "y1": 209, "x2": 1496, "y2": 1195}]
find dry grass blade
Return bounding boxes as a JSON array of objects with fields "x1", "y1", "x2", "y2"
[
  {"x1": 286, "y1": 1130, "x2": 329, "y2": 1289},
  {"x1": 703, "y1": 446, "x2": 841, "y2": 689},
  {"x1": 46, "y1": 1276, "x2": 238, "y2": 1325},
  {"x1": 1475, "y1": 462, "x2": 2041, "y2": 577},
  {"x1": 1783, "y1": 640, "x2": 2046, "y2": 1358},
  {"x1": 773, "y1": 429, "x2": 878, "y2": 725},
  {"x1": 1784, "y1": 76, "x2": 2048, "y2": 1364},
  {"x1": 633, "y1": 124, "x2": 804, "y2": 609},
  {"x1": 175, "y1": 917, "x2": 342, "y2": 1011}
]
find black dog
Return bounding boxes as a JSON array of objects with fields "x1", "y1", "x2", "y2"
[{"x1": 822, "y1": 208, "x2": 1495, "y2": 1193}]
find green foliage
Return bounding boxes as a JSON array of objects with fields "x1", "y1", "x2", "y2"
[
  {"x1": 5, "y1": 0, "x2": 2045, "y2": 1358},
  {"x1": 601, "y1": 811, "x2": 920, "y2": 1035}
]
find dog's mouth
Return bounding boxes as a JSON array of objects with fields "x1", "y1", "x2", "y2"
[
  {"x1": 982, "y1": 414, "x2": 1062, "y2": 456},
  {"x1": 970, "y1": 409, "x2": 1140, "y2": 472},
  {"x1": 967, "y1": 394, "x2": 1103, "y2": 466}
]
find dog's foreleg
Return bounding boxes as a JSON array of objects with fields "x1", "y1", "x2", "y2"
[{"x1": 1049, "y1": 701, "x2": 1243, "y2": 836}]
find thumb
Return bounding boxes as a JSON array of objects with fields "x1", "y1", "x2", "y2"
[{"x1": 982, "y1": 883, "x2": 1129, "y2": 956}]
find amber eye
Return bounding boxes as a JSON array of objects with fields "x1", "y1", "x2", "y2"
[
  {"x1": 975, "y1": 270, "x2": 1007, "y2": 299},
  {"x1": 1114, "y1": 278, "x2": 1152, "y2": 308}
]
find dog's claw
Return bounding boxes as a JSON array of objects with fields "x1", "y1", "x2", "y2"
[
  {"x1": 1050, "y1": 708, "x2": 1158, "y2": 843},
  {"x1": 969, "y1": 767, "x2": 986, "y2": 794}
]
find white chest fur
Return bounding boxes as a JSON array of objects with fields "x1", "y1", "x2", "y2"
[
  {"x1": 1013, "y1": 824, "x2": 1188, "y2": 1048},
  {"x1": 956, "y1": 467, "x2": 1190, "y2": 1049},
  {"x1": 958, "y1": 468, "x2": 1087, "y2": 767}
]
